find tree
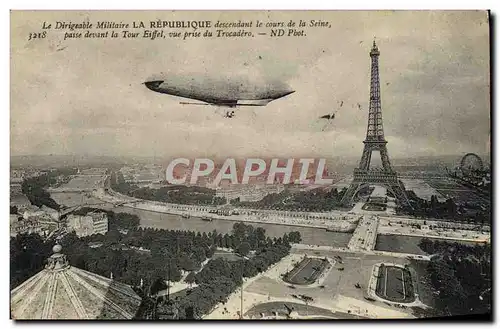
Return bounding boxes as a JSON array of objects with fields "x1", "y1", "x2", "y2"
[
  {"x1": 232, "y1": 222, "x2": 247, "y2": 239},
  {"x1": 420, "y1": 242, "x2": 491, "y2": 317},
  {"x1": 445, "y1": 198, "x2": 457, "y2": 217},
  {"x1": 243, "y1": 261, "x2": 258, "y2": 278},
  {"x1": 288, "y1": 231, "x2": 302, "y2": 244},
  {"x1": 254, "y1": 227, "x2": 266, "y2": 241},
  {"x1": 192, "y1": 246, "x2": 208, "y2": 263},
  {"x1": 185, "y1": 272, "x2": 196, "y2": 286},
  {"x1": 111, "y1": 212, "x2": 140, "y2": 230},
  {"x1": 150, "y1": 277, "x2": 168, "y2": 296},
  {"x1": 10, "y1": 233, "x2": 52, "y2": 289},
  {"x1": 105, "y1": 229, "x2": 122, "y2": 244},
  {"x1": 179, "y1": 254, "x2": 197, "y2": 272},
  {"x1": 236, "y1": 242, "x2": 251, "y2": 256},
  {"x1": 252, "y1": 256, "x2": 269, "y2": 272},
  {"x1": 430, "y1": 195, "x2": 438, "y2": 217},
  {"x1": 206, "y1": 245, "x2": 216, "y2": 259},
  {"x1": 329, "y1": 188, "x2": 339, "y2": 200},
  {"x1": 222, "y1": 234, "x2": 230, "y2": 249},
  {"x1": 214, "y1": 233, "x2": 223, "y2": 248},
  {"x1": 184, "y1": 306, "x2": 196, "y2": 319},
  {"x1": 21, "y1": 173, "x2": 61, "y2": 210},
  {"x1": 10, "y1": 206, "x2": 18, "y2": 214}
]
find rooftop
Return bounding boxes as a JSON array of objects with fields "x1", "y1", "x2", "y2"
[{"x1": 10, "y1": 244, "x2": 142, "y2": 320}]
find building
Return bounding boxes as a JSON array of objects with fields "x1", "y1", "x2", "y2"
[
  {"x1": 67, "y1": 212, "x2": 108, "y2": 237},
  {"x1": 10, "y1": 216, "x2": 58, "y2": 237},
  {"x1": 10, "y1": 182, "x2": 23, "y2": 196},
  {"x1": 208, "y1": 205, "x2": 238, "y2": 216},
  {"x1": 11, "y1": 168, "x2": 43, "y2": 179},
  {"x1": 10, "y1": 176, "x2": 32, "y2": 212},
  {"x1": 11, "y1": 206, "x2": 60, "y2": 237},
  {"x1": 119, "y1": 165, "x2": 163, "y2": 184},
  {"x1": 79, "y1": 167, "x2": 108, "y2": 175},
  {"x1": 10, "y1": 193, "x2": 30, "y2": 206},
  {"x1": 40, "y1": 205, "x2": 61, "y2": 221},
  {"x1": 10, "y1": 244, "x2": 142, "y2": 319},
  {"x1": 215, "y1": 184, "x2": 285, "y2": 203},
  {"x1": 10, "y1": 214, "x2": 42, "y2": 236},
  {"x1": 22, "y1": 206, "x2": 59, "y2": 223}
]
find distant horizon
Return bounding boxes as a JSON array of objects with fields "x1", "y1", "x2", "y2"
[
  {"x1": 10, "y1": 152, "x2": 491, "y2": 168},
  {"x1": 9, "y1": 152, "x2": 491, "y2": 159}
]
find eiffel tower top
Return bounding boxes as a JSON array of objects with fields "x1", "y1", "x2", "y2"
[
  {"x1": 365, "y1": 38, "x2": 385, "y2": 143},
  {"x1": 370, "y1": 38, "x2": 380, "y2": 57}
]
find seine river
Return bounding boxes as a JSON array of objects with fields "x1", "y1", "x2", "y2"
[{"x1": 51, "y1": 192, "x2": 352, "y2": 247}]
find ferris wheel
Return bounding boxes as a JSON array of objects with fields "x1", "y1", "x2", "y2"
[{"x1": 460, "y1": 153, "x2": 484, "y2": 175}]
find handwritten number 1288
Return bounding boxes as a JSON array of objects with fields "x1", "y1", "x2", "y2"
[{"x1": 28, "y1": 31, "x2": 47, "y2": 41}]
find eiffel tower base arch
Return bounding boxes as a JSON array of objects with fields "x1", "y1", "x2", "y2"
[{"x1": 340, "y1": 169, "x2": 412, "y2": 209}]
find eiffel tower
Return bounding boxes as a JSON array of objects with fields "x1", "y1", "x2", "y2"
[{"x1": 340, "y1": 40, "x2": 412, "y2": 208}]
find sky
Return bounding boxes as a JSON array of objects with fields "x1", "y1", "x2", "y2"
[{"x1": 10, "y1": 10, "x2": 491, "y2": 159}]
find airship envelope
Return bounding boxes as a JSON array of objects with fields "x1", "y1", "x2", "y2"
[{"x1": 144, "y1": 73, "x2": 295, "y2": 107}]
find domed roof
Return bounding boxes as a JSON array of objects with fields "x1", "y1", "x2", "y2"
[{"x1": 10, "y1": 245, "x2": 142, "y2": 319}]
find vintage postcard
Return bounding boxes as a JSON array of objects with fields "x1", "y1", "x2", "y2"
[{"x1": 10, "y1": 10, "x2": 491, "y2": 320}]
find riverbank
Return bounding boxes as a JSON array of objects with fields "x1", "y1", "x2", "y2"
[
  {"x1": 92, "y1": 188, "x2": 358, "y2": 233},
  {"x1": 131, "y1": 203, "x2": 356, "y2": 233}
]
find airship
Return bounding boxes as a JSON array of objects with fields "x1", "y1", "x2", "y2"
[{"x1": 144, "y1": 73, "x2": 294, "y2": 118}]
